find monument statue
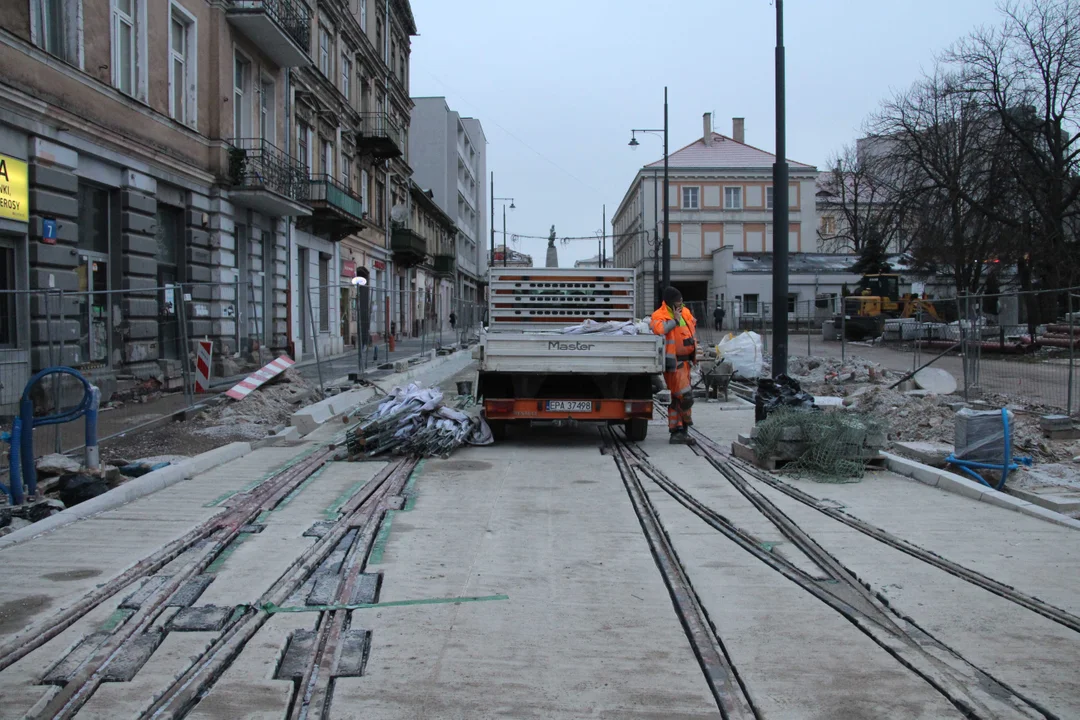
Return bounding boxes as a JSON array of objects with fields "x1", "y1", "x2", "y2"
[{"x1": 545, "y1": 225, "x2": 559, "y2": 268}]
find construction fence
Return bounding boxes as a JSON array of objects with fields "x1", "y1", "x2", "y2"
[
  {"x1": 684, "y1": 299, "x2": 824, "y2": 357},
  {"x1": 299, "y1": 282, "x2": 483, "y2": 391},
  {"x1": 0, "y1": 281, "x2": 486, "y2": 425},
  {"x1": 827, "y1": 286, "x2": 1080, "y2": 415}
]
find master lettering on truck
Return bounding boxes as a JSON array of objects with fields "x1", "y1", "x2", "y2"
[{"x1": 548, "y1": 341, "x2": 596, "y2": 351}]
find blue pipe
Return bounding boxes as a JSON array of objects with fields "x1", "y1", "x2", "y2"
[
  {"x1": 16, "y1": 367, "x2": 97, "y2": 502},
  {"x1": 1, "y1": 417, "x2": 22, "y2": 504},
  {"x1": 944, "y1": 407, "x2": 1033, "y2": 491}
]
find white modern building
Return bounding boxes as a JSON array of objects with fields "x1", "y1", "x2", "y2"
[
  {"x1": 408, "y1": 97, "x2": 487, "y2": 311},
  {"x1": 612, "y1": 114, "x2": 820, "y2": 317}
]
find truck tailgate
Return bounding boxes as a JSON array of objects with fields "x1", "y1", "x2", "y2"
[{"x1": 481, "y1": 334, "x2": 664, "y2": 374}]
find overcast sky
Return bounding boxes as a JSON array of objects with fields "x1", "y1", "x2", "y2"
[{"x1": 408, "y1": 0, "x2": 1006, "y2": 267}]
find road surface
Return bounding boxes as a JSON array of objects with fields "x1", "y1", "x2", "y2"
[{"x1": 0, "y1": 360, "x2": 1077, "y2": 718}]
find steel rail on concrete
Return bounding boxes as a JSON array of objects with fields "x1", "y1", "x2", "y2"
[
  {"x1": 613, "y1": 425, "x2": 1052, "y2": 719},
  {"x1": 0, "y1": 447, "x2": 336, "y2": 678},
  {"x1": 139, "y1": 457, "x2": 416, "y2": 720},
  {"x1": 29, "y1": 446, "x2": 340, "y2": 719},
  {"x1": 689, "y1": 429, "x2": 1080, "y2": 636},
  {"x1": 635, "y1": 427, "x2": 1058, "y2": 720},
  {"x1": 601, "y1": 427, "x2": 758, "y2": 720}
]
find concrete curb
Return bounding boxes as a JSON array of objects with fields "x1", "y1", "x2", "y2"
[
  {"x1": 882, "y1": 452, "x2": 1080, "y2": 530},
  {"x1": 0, "y1": 442, "x2": 253, "y2": 550},
  {"x1": 290, "y1": 349, "x2": 471, "y2": 437}
]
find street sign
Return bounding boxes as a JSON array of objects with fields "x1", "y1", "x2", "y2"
[
  {"x1": 0, "y1": 154, "x2": 29, "y2": 223},
  {"x1": 42, "y1": 218, "x2": 57, "y2": 244}
]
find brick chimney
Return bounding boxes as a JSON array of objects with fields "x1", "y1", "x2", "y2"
[
  {"x1": 703, "y1": 113, "x2": 712, "y2": 146},
  {"x1": 732, "y1": 117, "x2": 745, "y2": 144}
]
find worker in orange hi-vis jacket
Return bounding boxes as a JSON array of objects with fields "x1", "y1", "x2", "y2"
[{"x1": 650, "y1": 286, "x2": 697, "y2": 444}]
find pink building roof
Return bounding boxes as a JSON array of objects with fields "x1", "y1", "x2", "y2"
[{"x1": 645, "y1": 133, "x2": 815, "y2": 171}]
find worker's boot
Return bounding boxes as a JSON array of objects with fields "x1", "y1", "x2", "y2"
[{"x1": 669, "y1": 429, "x2": 694, "y2": 445}]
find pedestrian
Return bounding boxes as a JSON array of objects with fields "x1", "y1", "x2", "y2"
[
  {"x1": 713, "y1": 304, "x2": 725, "y2": 331},
  {"x1": 449, "y1": 311, "x2": 457, "y2": 330},
  {"x1": 650, "y1": 286, "x2": 697, "y2": 444}
]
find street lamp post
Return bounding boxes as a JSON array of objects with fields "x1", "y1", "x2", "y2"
[
  {"x1": 629, "y1": 86, "x2": 670, "y2": 293},
  {"x1": 772, "y1": 0, "x2": 790, "y2": 378},
  {"x1": 494, "y1": 196, "x2": 516, "y2": 267}
]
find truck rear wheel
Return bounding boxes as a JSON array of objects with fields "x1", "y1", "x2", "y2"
[{"x1": 624, "y1": 418, "x2": 649, "y2": 442}]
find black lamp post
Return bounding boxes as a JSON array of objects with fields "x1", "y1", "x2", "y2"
[
  {"x1": 494, "y1": 196, "x2": 516, "y2": 266},
  {"x1": 772, "y1": 0, "x2": 790, "y2": 378},
  {"x1": 629, "y1": 86, "x2": 670, "y2": 293}
]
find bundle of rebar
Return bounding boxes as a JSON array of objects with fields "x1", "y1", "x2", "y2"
[{"x1": 346, "y1": 384, "x2": 486, "y2": 459}]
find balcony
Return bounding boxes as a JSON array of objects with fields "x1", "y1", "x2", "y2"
[
  {"x1": 298, "y1": 175, "x2": 365, "y2": 241},
  {"x1": 227, "y1": 0, "x2": 310, "y2": 67},
  {"x1": 433, "y1": 254, "x2": 456, "y2": 276},
  {"x1": 356, "y1": 113, "x2": 403, "y2": 160},
  {"x1": 390, "y1": 222, "x2": 427, "y2": 268},
  {"x1": 226, "y1": 139, "x2": 311, "y2": 217}
]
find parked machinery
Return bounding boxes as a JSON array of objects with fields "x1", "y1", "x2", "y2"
[{"x1": 835, "y1": 274, "x2": 956, "y2": 340}]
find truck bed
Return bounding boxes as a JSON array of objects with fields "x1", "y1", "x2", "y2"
[{"x1": 480, "y1": 332, "x2": 664, "y2": 375}]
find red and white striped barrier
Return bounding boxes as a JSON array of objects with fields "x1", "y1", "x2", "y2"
[
  {"x1": 226, "y1": 355, "x2": 296, "y2": 400},
  {"x1": 195, "y1": 340, "x2": 213, "y2": 393}
]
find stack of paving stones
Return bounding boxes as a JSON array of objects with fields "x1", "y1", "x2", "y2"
[{"x1": 1040, "y1": 415, "x2": 1080, "y2": 441}]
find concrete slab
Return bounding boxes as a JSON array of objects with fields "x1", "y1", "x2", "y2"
[
  {"x1": 185, "y1": 614, "x2": 311, "y2": 720},
  {"x1": 761, "y1": 470, "x2": 1080, "y2": 615},
  {"x1": 913, "y1": 367, "x2": 958, "y2": 394},
  {"x1": 641, "y1": 478, "x2": 960, "y2": 719},
  {"x1": 0, "y1": 446, "x2": 301, "y2": 648},
  {"x1": 332, "y1": 434, "x2": 720, "y2": 718},
  {"x1": 1008, "y1": 486, "x2": 1080, "y2": 513},
  {"x1": 754, "y1": 482, "x2": 1080, "y2": 718}
]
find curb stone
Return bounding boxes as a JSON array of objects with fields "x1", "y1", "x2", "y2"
[
  {"x1": 0, "y1": 442, "x2": 253, "y2": 550},
  {"x1": 882, "y1": 452, "x2": 1080, "y2": 530}
]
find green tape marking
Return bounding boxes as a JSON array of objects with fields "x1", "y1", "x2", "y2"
[
  {"x1": 99, "y1": 608, "x2": 134, "y2": 632},
  {"x1": 401, "y1": 459, "x2": 424, "y2": 512},
  {"x1": 205, "y1": 534, "x2": 252, "y2": 574},
  {"x1": 367, "y1": 510, "x2": 396, "y2": 565},
  {"x1": 323, "y1": 479, "x2": 369, "y2": 520},
  {"x1": 262, "y1": 594, "x2": 509, "y2": 614},
  {"x1": 227, "y1": 605, "x2": 250, "y2": 625}
]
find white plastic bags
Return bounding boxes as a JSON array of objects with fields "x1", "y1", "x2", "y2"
[{"x1": 717, "y1": 331, "x2": 765, "y2": 379}]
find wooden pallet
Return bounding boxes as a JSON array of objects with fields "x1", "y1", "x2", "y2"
[{"x1": 731, "y1": 441, "x2": 886, "y2": 472}]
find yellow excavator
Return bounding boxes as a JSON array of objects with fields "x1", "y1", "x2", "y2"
[{"x1": 837, "y1": 274, "x2": 954, "y2": 340}]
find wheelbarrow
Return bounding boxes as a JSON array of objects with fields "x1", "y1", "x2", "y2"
[{"x1": 697, "y1": 360, "x2": 734, "y2": 402}]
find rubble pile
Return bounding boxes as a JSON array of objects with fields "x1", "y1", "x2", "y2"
[
  {"x1": 786, "y1": 355, "x2": 902, "y2": 386},
  {"x1": 196, "y1": 370, "x2": 318, "y2": 440},
  {"x1": 346, "y1": 384, "x2": 493, "y2": 459},
  {"x1": 774, "y1": 354, "x2": 1074, "y2": 464}
]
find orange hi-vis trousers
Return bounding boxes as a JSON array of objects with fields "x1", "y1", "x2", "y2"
[{"x1": 664, "y1": 360, "x2": 693, "y2": 432}]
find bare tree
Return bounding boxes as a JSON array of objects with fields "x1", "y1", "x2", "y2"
[
  {"x1": 873, "y1": 68, "x2": 1016, "y2": 296},
  {"x1": 947, "y1": 0, "x2": 1080, "y2": 290},
  {"x1": 816, "y1": 142, "x2": 912, "y2": 267}
]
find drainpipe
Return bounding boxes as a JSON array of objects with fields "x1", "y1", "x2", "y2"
[
  {"x1": 383, "y1": 0, "x2": 393, "y2": 330},
  {"x1": 285, "y1": 67, "x2": 294, "y2": 355}
]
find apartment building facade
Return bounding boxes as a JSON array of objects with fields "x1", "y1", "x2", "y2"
[
  {"x1": 407, "y1": 97, "x2": 487, "y2": 311},
  {"x1": 612, "y1": 114, "x2": 820, "y2": 317},
  {"x1": 0, "y1": 0, "x2": 415, "y2": 410},
  {"x1": 404, "y1": 181, "x2": 456, "y2": 336}
]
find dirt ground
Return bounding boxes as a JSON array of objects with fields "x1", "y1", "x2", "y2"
[{"x1": 99, "y1": 371, "x2": 319, "y2": 465}]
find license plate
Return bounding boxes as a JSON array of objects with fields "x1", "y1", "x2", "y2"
[{"x1": 546, "y1": 400, "x2": 594, "y2": 413}]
